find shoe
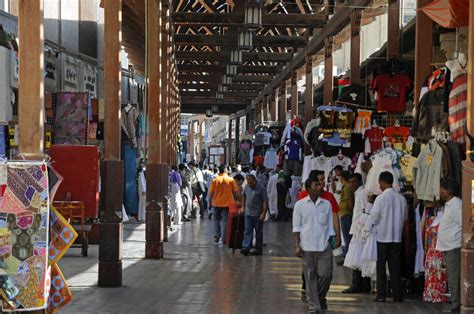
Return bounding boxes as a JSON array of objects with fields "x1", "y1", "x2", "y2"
[
  {"x1": 190, "y1": 215, "x2": 197, "y2": 219},
  {"x1": 181, "y1": 218, "x2": 191, "y2": 222},
  {"x1": 342, "y1": 286, "x2": 362, "y2": 294},
  {"x1": 249, "y1": 250, "x2": 262, "y2": 256},
  {"x1": 373, "y1": 297, "x2": 386, "y2": 302},
  {"x1": 319, "y1": 299, "x2": 328, "y2": 310},
  {"x1": 214, "y1": 236, "x2": 220, "y2": 243},
  {"x1": 240, "y1": 249, "x2": 249, "y2": 256},
  {"x1": 208, "y1": 213, "x2": 212, "y2": 220}
]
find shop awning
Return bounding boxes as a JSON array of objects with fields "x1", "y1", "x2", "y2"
[{"x1": 420, "y1": 0, "x2": 469, "y2": 28}]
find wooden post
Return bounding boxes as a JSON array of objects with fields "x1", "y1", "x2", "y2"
[
  {"x1": 145, "y1": 0, "x2": 165, "y2": 260},
  {"x1": 305, "y1": 55, "x2": 314, "y2": 123},
  {"x1": 278, "y1": 80, "x2": 287, "y2": 121},
  {"x1": 291, "y1": 71, "x2": 298, "y2": 117},
  {"x1": 18, "y1": 0, "x2": 44, "y2": 155},
  {"x1": 414, "y1": 0, "x2": 432, "y2": 107},
  {"x1": 227, "y1": 119, "x2": 233, "y2": 165},
  {"x1": 161, "y1": 3, "x2": 169, "y2": 165},
  {"x1": 99, "y1": 0, "x2": 123, "y2": 287},
  {"x1": 189, "y1": 121, "x2": 194, "y2": 161},
  {"x1": 324, "y1": 37, "x2": 334, "y2": 105},
  {"x1": 461, "y1": 4, "x2": 474, "y2": 313},
  {"x1": 387, "y1": 0, "x2": 400, "y2": 59},
  {"x1": 263, "y1": 97, "x2": 269, "y2": 122},
  {"x1": 269, "y1": 91, "x2": 276, "y2": 121},
  {"x1": 235, "y1": 116, "x2": 240, "y2": 164},
  {"x1": 350, "y1": 10, "x2": 362, "y2": 84},
  {"x1": 198, "y1": 118, "x2": 203, "y2": 162}
]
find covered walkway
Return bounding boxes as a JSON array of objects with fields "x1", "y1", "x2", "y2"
[{"x1": 59, "y1": 220, "x2": 443, "y2": 313}]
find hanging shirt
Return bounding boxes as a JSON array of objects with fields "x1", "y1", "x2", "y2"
[
  {"x1": 370, "y1": 188, "x2": 407, "y2": 243},
  {"x1": 284, "y1": 139, "x2": 303, "y2": 161},
  {"x1": 384, "y1": 126, "x2": 410, "y2": 144},
  {"x1": 263, "y1": 148, "x2": 278, "y2": 170},
  {"x1": 448, "y1": 73, "x2": 467, "y2": 145},
  {"x1": 364, "y1": 127, "x2": 385, "y2": 153},
  {"x1": 323, "y1": 156, "x2": 351, "y2": 189},
  {"x1": 372, "y1": 74, "x2": 411, "y2": 112},
  {"x1": 413, "y1": 140, "x2": 443, "y2": 202},
  {"x1": 349, "y1": 187, "x2": 368, "y2": 235}
]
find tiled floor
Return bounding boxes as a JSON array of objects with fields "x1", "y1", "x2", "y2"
[{"x1": 59, "y1": 217, "x2": 444, "y2": 313}]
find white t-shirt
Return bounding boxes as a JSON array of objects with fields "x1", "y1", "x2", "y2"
[{"x1": 436, "y1": 197, "x2": 462, "y2": 251}]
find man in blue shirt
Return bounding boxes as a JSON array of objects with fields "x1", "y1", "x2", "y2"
[
  {"x1": 240, "y1": 174, "x2": 268, "y2": 256},
  {"x1": 293, "y1": 177, "x2": 335, "y2": 313}
]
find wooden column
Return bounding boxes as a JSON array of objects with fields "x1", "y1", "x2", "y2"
[
  {"x1": 387, "y1": 0, "x2": 400, "y2": 59},
  {"x1": 278, "y1": 80, "x2": 287, "y2": 121},
  {"x1": 305, "y1": 55, "x2": 314, "y2": 123},
  {"x1": 18, "y1": 0, "x2": 44, "y2": 155},
  {"x1": 350, "y1": 10, "x2": 362, "y2": 84},
  {"x1": 235, "y1": 116, "x2": 240, "y2": 163},
  {"x1": 324, "y1": 37, "x2": 334, "y2": 105},
  {"x1": 291, "y1": 71, "x2": 298, "y2": 117},
  {"x1": 269, "y1": 91, "x2": 276, "y2": 121},
  {"x1": 198, "y1": 118, "x2": 203, "y2": 162},
  {"x1": 263, "y1": 97, "x2": 269, "y2": 122},
  {"x1": 99, "y1": 0, "x2": 123, "y2": 287},
  {"x1": 414, "y1": 0, "x2": 433, "y2": 107},
  {"x1": 227, "y1": 119, "x2": 233, "y2": 165},
  {"x1": 189, "y1": 121, "x2": 194, "y2": 161},
  {"x1": 145, "y1": 0, "x2": 165, "y2": 260},
  {"x1": 461, "y1": 3, "x2": 474, "y2": 313},
  {"x1": 161, "y1": 3, "x2": 169, "y2": 164}
]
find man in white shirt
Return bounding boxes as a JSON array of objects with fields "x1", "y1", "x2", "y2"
[
  {"x1": 293, "y1": 177, "x2": 335, "y2": 313},
  {"x1": 343, "y1": 173, "x2": 371, "y2": 293},
  {"x1": 370, "y1": 171, "x2": 407, "y2": 303},
  {"x1": 437, "y1": 178, "x2": 462, "y2": 314}
]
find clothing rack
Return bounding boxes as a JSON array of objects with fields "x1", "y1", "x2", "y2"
[{"x1": 371, "y1": 113, "x2": 413, "y2": 128}]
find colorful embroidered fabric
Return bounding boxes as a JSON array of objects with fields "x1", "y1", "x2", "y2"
[
  {"x1": 53, "y1": 92, "x2": 89, "y2": 145},
  {"x1": 49, "y1": 206, "x2": 77, "y2": 264},
  {"x1": 0, "y1": 161, "x2": 50, "y2": 312},
  {"x1": 47, "y1": 263, "x2": 72, "y2": 313}
]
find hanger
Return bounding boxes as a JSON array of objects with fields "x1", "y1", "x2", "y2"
[
  {"x1": 395, "y1": 120, "x2": 400, "y2": 127},
  {"x1": 372, "y1": 120, "x2": 378, "y2": 128}
]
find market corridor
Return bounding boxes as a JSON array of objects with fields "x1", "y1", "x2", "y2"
[{"x1": 58, "y1": 219, "x2": 444, "y2": 313}]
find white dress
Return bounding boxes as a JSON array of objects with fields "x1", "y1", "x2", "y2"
[{"x1": 365, "y1": 153, "x2": 400, "y2": 195}]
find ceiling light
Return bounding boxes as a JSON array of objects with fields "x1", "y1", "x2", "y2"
[
  {"x1": 230, "y1": 49, "x2": 243, "y2": 65},
  {"x1": 222, "y1": 75, "x2": 232, "y2": 86},
  {"x1": 226, "y1": 64, "x2": 237, "y2": 77},
  {"x1": 245, "y1": 0, "x2": 263, "y2": 30},
  {"x1": 238, "y1": 30, "x2": 253, "y2": 50}
]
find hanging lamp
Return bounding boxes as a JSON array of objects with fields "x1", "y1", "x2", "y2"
[
  {"x1": 238, "y1": 30, "x2": 253, "y2": 50},
  {"x1": 244, "y1": 0, "x2": 263, "y2": 30},
  {"x1": 230, "y1": 49, "x2": 243, "y2": 65}
]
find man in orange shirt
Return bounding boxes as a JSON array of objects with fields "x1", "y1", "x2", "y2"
[{"x1": 209, "y1": 165, "x2": 241, "y2": 243}]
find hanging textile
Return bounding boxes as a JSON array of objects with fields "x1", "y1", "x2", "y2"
[
  {"x1": 0, "y1": 161, "x2": 50, "y2": 312},
  {"x1": 420, "y1": 0, "x2": 469, "y2": 29},
  {"x1": 53, "y1": 93, "x2": 89, "y2": 145},
  {"x1": 448, "y1": 73, "x2": 467, "y2": 146}
]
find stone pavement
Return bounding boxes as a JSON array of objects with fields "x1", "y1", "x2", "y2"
[{"x1": 59, "y1": 218, "x2": 444, "y2": 313}]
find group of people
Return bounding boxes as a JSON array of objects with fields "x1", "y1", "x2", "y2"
[{"x1": 293, "y1": 168, "x2": 462, "y2": 314}]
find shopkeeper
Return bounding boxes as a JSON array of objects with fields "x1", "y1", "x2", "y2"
[{"x1": 437, "y1": 178, "x2": 462, "y2": 314}]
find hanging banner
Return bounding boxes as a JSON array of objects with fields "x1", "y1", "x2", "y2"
[
  {"x1": 83, "y1": 64, "x2": 97, "y2": 97},
  {"x1": 63, "y1": 60, "x2": 78, "y2": 92},
  {"x1": 44, "y1": 47, "x2": 59, "y2": 89}
]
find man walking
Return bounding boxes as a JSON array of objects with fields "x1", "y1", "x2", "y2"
[
  {"x1": 188, "y1": 161, "x2": 206, "y2": 218},
  {"x1": 240, "y1": 174, "x2": 268, "y2": 256},
  {"x1": 437, "y1": 178, "x2": 462, "y2": 314},
  {"x1": 343, "y1": 173, "x2": 371, "y2": 293},
  {"x1": 370, "y1": 172, "x2": 407, "y2": 303},
  {"x1": 209, "y1": 165, "x2": 241, "y2": 243},
  {"x1": 338, "y1": 171, "x2": 354, "y2": 263},
  {"x1": 293, "y1": 177, "x2": 335, "y2": 313}
]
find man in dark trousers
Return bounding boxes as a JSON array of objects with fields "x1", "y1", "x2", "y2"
[
  {"x1": 240, "y1": 174, "x2": 268, "y2": 256},
  {"x1": 370, "y1": 172, "x2": 407, "y2": 302}
]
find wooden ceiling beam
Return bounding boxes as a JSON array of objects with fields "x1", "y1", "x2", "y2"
[
  {"x1": 177, "y1": 64, "x2": 281, "y2": 73},
  {"x1": 172, "y1": 12, "x2": 327, "y2": 27},
  {"x1": 175, "y1": 51, "x2": 292, "y2": 62},
  {"x1": 174, "y1": 34, "x2": 307, "y2": 47},
  {"x1": 179, "y1": 74, "x2": 273, "y2": 83},
  {"x1": 180, "y1": 91, "x2": 259, "y2": 98},
  {"x1": 181, "y1": 97, "x2": 251, "y2": 105}
]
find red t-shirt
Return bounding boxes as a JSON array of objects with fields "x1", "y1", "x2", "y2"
[
  {"x1": 372, "y1": 74, "x2": 411, "y2": 112},
  {"x1": 297, "y1": 190, "x2": 340, "y2": 213},
  {"x1": 364, "y1": 127, "x2": 384, "y2": 153},
  {"x1": 384, "y1": 126, "x2": 410, "y2": 144}
]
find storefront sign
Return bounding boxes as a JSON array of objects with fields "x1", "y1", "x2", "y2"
[
  {"x1": 44, "y1": 47, "x2": 59, "y2": 88},
  {"x1": 83, "y1": 64, "x2": 97, "y2": 97},
  {"x1": 63, "y1": 59, "x2": 79, "y2": 92}
]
